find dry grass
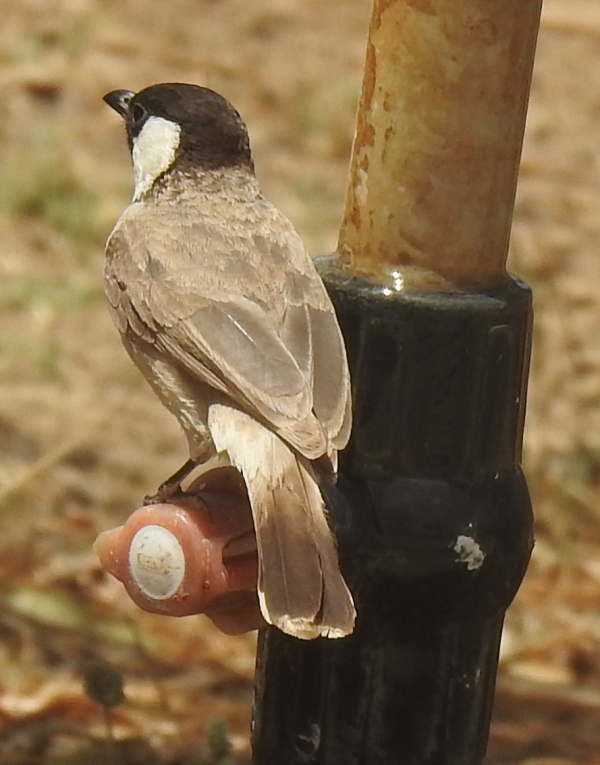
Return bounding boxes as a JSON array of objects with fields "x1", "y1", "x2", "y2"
[{"x1": 0, "y1": 0, "x2": 599, "y2": 762}]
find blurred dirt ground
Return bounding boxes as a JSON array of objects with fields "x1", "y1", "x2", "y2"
[{"x1": 0, "y1": 0, "x2": 600, "y2": 762}]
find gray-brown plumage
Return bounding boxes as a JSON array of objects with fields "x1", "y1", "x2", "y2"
[{"x1": 103, "y1": 83, "x2": 355, "y2": 639}]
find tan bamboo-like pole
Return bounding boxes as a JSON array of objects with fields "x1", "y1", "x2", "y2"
[{"x1": 338, "y1": 0, "x2": 543, "y2": 291}]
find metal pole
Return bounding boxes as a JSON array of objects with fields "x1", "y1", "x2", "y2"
[
  {"x1": 338, "y1": 0, "x2": 543, "y2": 290},
  {"x1": 252, "y1": 1, "x2": 541, "y2": 763}
]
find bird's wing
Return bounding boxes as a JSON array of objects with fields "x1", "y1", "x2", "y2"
[
  {"x1": 105, "y1": 209, "x2": 351, "y2": 457},
  {"x1": 251, "y1": 222, "x2": 352, "y2": 450},
  {"x1": 278, "y1": 295, "x2": 352, "y2": 451}
]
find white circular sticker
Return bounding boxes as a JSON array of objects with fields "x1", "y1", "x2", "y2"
[{"x1": 128, "y1": 524, "x2": 186, "y2": 600}]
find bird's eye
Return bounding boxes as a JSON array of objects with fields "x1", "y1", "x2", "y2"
[{"x1": 130, "y1": 103, "x2": 147, "y2": 124}]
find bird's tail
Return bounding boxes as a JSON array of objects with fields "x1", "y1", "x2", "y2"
[{"x1": 208, "y1": 404, "x2": 355, "y2": 639}]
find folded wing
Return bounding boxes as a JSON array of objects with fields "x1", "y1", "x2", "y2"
[{"x1": 105, "y1": 209, "x2": 351, "y2": 460}]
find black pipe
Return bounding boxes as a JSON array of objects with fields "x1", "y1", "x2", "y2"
[{"x1": 251, "y1": 262, "x2": 534, "y2": 765}]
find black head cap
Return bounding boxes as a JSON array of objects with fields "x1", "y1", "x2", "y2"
[{"x1": 103, "y1": 83, "x2": 254, "y2": 173}]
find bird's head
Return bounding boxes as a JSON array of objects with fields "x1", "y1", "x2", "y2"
[{"x1": 103, "y1": 83, "x2": 254, "y2": 200}]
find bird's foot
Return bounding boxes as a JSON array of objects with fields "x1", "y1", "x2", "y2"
[
  {"x1": 143, "y1": 482, "x2": 186, "y2": 506},
  {"x1": 143, "y1": 458, "x2": 198, "y2": 506}
]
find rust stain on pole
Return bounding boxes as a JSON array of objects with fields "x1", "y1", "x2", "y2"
[{"x1": 338, "y1": 0, "x2": 543, "y2": 291}]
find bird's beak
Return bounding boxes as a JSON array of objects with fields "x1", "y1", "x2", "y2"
[{"x1": 103, "y1": 89, "x2": 136, "y2": 119}]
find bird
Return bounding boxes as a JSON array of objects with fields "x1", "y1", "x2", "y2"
[{"x1": 102, "y1": 83, "x2": 355, "y2": 640}]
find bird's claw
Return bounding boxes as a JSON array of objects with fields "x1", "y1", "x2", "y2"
[{"x1": 143, "y1": 483, "x2": 185, "y2": 506}]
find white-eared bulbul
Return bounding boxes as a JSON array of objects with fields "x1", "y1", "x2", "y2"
[{"x1": 103, "y1": 83, "x2": 355, "y2": 639}]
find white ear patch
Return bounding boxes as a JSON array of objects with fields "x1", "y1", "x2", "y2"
[{"x1": 131, "y1": 116, "x2": 181, "y2": 200}]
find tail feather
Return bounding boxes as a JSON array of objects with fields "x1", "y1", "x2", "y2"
[
  {"x1": 208, "y1": 404, "x2": 355, "y2": 640},
  {"x1": 296, "y1": 461, "x2": 355, "y2": 635}
]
